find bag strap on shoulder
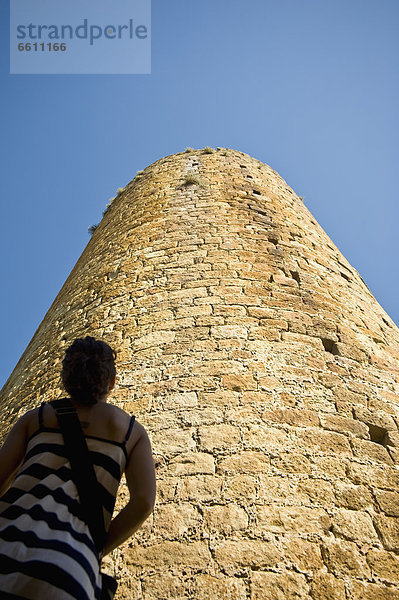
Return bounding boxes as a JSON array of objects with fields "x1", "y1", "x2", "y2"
[{"x1": 50, "y1": 398, "x2": 106, "y2": 553}]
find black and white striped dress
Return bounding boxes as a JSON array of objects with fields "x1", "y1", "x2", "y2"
[{"x1": 0, "y1": 403, "x2": 135, "y2": 600}]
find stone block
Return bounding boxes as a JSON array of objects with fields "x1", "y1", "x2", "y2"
[
  {"x1": 175, "y1": 304, "x2": 212, "y2": 318},
  {"x1": 367, "y1": 548, "x2": 399, "y2": 584},
  {"x1": 155, "y1": 477, "x2": 178, "y2": 502},
  {"x1": 203, "y1": 504, "x2": 249, "y2": 534},
  {"x1": 199, "y1": 390, "x2": 240, "y2": 407},
  {"x1": 374, "y1": 515, "x2": 399, "y2": 552},
  {"x1": 154, "y1": 503, "x2": 202, "y2": 539},
  {"x1": 295, "y1": 428, "x2": 352, "y2": 455},
  {"x1": 162, "y1": 391, "x2": 198, "y2": 409},
  {"x1": 214, "y1": 540, "x2": 280, "y2": 575},
  {"x1": 126, "y1": 540, "x2": 212, "y2": 570},
  {"x1": 262, "y1": 407, "x2": 319, "y2": 427},
  {"x1": 349, "y1": 580, "x2": 399, "y2": 600},
  {"x1": 218, "y1": 451, "x2": 270, "y2": 474},
  {"x1": 272, "y1": 452, "x2": 312, "y2": 474},
  {"x1": 214, "y1": 304, "x2": 248, "y2": 317},
  {"x1": 168, "y1": 452, "x2": 215, "y2": 476},
  {"x1": 347, "y1": 462, "x2": 399, "y2": 490},
  {"x1": 353, "y1": 406, "x2": 397, "y2": 432},
  {"x1": 335, "y1": 342, "x2": 368, "y2": 362},
  {"x1": 257, "y1": 474, "x2": 301, "y2": 504},
  {"x1": 247, "y1": 326, "x2": 280, "y2": 341},
  {"x1": 389, "y1": 446, "x2": 399, "y2": 464},
  {"x1": 250, "y1": 571, "x2": 309, "y2": 600},
  {"x1": 176, "y1": 474, "x2": 223, "y2": 503},
  {"x1": 196, "y1": 359, "x2": 247, "y2": 377},
  {"x1": 375, "y1": 490, "x2": 399, "y2": 516},
  {"x1": 191, "y1": 574, "x2": 247, "y2": 600},
  {"x1": 283, "y1": 538, "x2": 324, "y2": 572},
  {"x1": 222, "y1": 373, "x2": 258, "y2": 391},
  {"x1": 351, "y1": 438, "x2": 393, "y2": 464},
  {"x1": 222, "y1": 474, "x2": 258, "y2": 501},
  {"x1": 386, "y1": 430, "x2": 399, "y2": 448},
  {"x1": 198, "y1": 424, "x2": 241, "y2": 451},
  {"x1": 322, "y1": 538, "x2": 370, "y2": 578},
  {"x1": 332, "y1": 509, "x2": 379, "y2": 544},
  {"x1": 319, "y1": 413, "x2": 369, "y2": 438},
  {"x1": 225, "y1": 405, "x2": 262, "y2": 425},
  {"x1": 296, "y1": 478, "x2": 335, "y2": 507},
  {"x1": 180, "y1": 407, "x2": 224, "y2": 427},
  {"x1": 256, "y1": 506, "x2": 331, "y2": 535},
  {"x1": 334, "y1": 481, "x2": 374, "y2": 511},
  {"x1": 133, "y1": 330, "x2": 176, "y2": 350},
  {"x1": 242, "y1": 424, "x2": 291, "y2": 452},
  {"x1": 150, "y1": 428, "x2": 196, "y2": 456},
  {"x1": 309, "y1": 572, "x2": 346, "y2": 600},
  {"x1": 211, "y1": 325, "x2": 248, "y2": 339}
]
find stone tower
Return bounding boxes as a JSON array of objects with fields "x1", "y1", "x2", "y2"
[{"x1": 1, "y1": 149, "x2": 399, "y2": 600}]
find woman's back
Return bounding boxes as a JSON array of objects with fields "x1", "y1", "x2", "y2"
[
  {"x1": 0, "y1": 336, "x2": 156, "y2": 600},
  {"x1": 28, "y1": 401, "x2": 139, "y2": 453},
  {"x1": 0, "y1": 401, "x2": 137, "y2": 600}
]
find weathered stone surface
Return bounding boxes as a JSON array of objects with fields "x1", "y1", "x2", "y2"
[
  {"x1": 297, "y1": 478, "x2": 335, "y2": 507},
  {"x1": 256, "y1": 506, "x2": 331, "y2": 535},
  {"x1": 217, "y1": 451, "x2": 270, "y2": 474},
  {"x1": 214, "y1": 540, "x2": 280, "y2": 575},
  {"x1": 1, "y1": 148, "x2": 399, "y2": 598},
  {"x1": 199, "y1": 424, "x2": 241, "y2": 451},
  {"x1": 283, "y1": 538, "x2": 324, "y2": 572},
  {"x1": 222, "y1": 474, "x2": 258, "y2": 501},
  {"x1": 349, "y1": 580, "x2": 399, "y2": 600},
  {"x1": 295, "y1": 429, "x2": 352, "y2": 455},
  {"x1": 168, "y1": 451, "x2": 215, "y2": 476},
  {"x1": 192, "y1": 574, "x2": 247, "y2": 600},
  {"x1": 351, "y1": 438, "x2": 394, "y2": 464},
  {"x1": 334, "y1": 481, "x2": 374, "y2": 510},
  {"x1": 374, "y1": 515, "x2": 399, "y2": 552},
  {"x1": 375, "y1": 490, "x2": 399, "y2": 516},
  {"x1": 153, "y1": 503, "x2": 202, "y2": 539},
  {"x1": 347, "y1": 462, "x2": 399, "y2": 489},
  {"x1": 367, "y1": 548, "x2": 399, "y2": 584},
  {"x1": 319, "y1": 413, "x2": 369, "y2": 438},
  {"x1": 126, "y1": 540, "x2": 212, "y2": 570},
  {"x1": 141, "y1": 573, "x2": 187, "y2": 599},
  {"x1": 203, "y1": 503, "x2": 249, "y2": 534},
  {"x1": 309, "y1": 572, "x2": 346, "y2": 600},
  {"x1": 176, "y1": 474, "x2": 223, "y2": 502},
  {"x1": 243, "y1": 424, "x2": 291, "y2": 451},
  {"x1": 332, "y1": 508, "x2": 379, "y2": 543},
  {"x1": 150, "y1": 428, "x2": 196, "y2": 455},
  {"x1": 322, "y1": 538, "x2": 371, "y2": 578},
  {"x1": 250, "y1": 571, "x2": 309, "y2": 600}
]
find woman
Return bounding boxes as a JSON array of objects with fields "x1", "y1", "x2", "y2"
[{"x1": 0, "y1": 336, "x2": 156, "y2": 599}]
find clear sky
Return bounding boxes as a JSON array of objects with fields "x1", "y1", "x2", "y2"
[{"x1": 1, "y1": 0, "x2": 398, "y2": 390}]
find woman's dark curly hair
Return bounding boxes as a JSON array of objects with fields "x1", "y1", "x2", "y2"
[{"x1": 61, "y1": 336, "x2": 117, "y2": 405}]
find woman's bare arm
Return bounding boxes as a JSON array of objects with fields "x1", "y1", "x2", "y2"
[
  {"x1": 0, "y1": 411, "x2": 31, "y2": 496},
  {"x1": 102, "y1": 421, "x2": 156, "y2": 556}
]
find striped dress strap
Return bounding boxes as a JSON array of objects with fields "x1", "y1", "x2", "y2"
[
  {"x1": 38, "y1": 402, "x2": 46, "y2": 428},
  {"x1": 123, "y1": 416, "x2": 135, "y2": 444}
]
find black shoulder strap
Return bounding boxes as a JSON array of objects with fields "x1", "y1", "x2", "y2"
[{"x1": 50, "y1": 398, "x2": 106, "y2": 553}]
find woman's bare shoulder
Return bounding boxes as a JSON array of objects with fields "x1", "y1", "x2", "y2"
[
  {"x1": 24, "y1": 406, "x2": 42, "y2": 438},
  {"x1": 125, "y1": 418, "x2": 149, "y2": 456},
  {"x1": 98, "y1": 403, "x2": 146, "y2": 447}
]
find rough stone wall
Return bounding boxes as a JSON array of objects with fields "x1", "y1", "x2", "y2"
[{"x1": 1, "y1": 148, "x2": 399, "y2": 600}]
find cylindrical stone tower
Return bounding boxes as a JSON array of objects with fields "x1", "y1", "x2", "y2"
[{"x1": 1, "y1": 149, "x2": 399, "y2": 600}]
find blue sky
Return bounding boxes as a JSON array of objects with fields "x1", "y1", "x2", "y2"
[{"x1": 1, "y1": 0, "x2": 398, "y2": 389}]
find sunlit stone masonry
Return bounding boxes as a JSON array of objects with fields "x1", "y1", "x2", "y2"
[{"x1": 1, "y1": 148, "x2": 399, "y2": 600}]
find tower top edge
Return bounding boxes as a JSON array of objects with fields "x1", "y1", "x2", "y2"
[{"x1": 140, "y1": 147, "x2": 272, "y2": 173}]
